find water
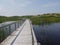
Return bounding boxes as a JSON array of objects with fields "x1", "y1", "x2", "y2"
[{"x1": 33, "y1": 23, "x2": 60, "y2": 45}]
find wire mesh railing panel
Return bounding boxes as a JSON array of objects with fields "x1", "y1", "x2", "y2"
[{"x1": 0, "y1": 19, "x2": 25, "y2": 43}]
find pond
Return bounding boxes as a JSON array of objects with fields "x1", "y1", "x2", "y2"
[{"x1": 33, "y1": 23, "x2": 60, "y2": 45}]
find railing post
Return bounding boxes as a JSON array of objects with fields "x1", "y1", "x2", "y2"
[
  {"x1": 18, "y1": 20, "x2": 20, "y2": 26},
  {"x1": 9, "y1": 25, "x2": 11, "y2": 35},
  {"x1": 15, "y1": 22, "x2": 16, "y2": 30},
  {"x1": 20, "y1": 20, "x2": 22, "y2": 26},
  {"x1": 29, "y1": 19, "x2": 38, "y2": 45},
  {"x1": 0, "y1": 19, "x2": 26, "y2": 43},
  {"x1": 18, "y1": 21, "x2": 19, "y2": 28}
]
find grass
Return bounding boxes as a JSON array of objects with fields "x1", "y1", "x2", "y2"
[
  {"x1": 0, "y1": 30, "x2": 6, "y2": 43},
  {"x1": 0, "y1": 13, "x2": 60, "y2": 25},
  {"x1": 0, "y1": 13, "x2": 60, "y2": 43}
]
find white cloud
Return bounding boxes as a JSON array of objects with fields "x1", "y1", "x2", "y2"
[
  {"x1": 0, "y1": 5, "x2": 3, "y2": 11},
  {"x1": 10, "y1": 0, "x2": 16, "y2": 5},
  {"x1": 41, "y1": 2, "x2": 59, "y2": 8},
  {"x1": 0, "y1": 7, "x2": 2, "y2": 10},
  {"x1": 0, "y1": 0, "x2": 60, "y2": 16},
  {"x1": 0, "y1": 0, "x2": 31, "y2": 15},
  {"x1": 19, "y1": 1, "x2": 31, "y2": 7}
]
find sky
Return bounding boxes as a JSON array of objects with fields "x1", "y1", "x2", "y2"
[{"x1": 0, "y1": 0, "x2": 60, "y2": 16}]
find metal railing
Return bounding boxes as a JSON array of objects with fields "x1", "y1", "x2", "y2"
[
  {"x1": 29, "y1": 19, "x2": 38, "y2": 45},
  {"x1": 0, "y1": 19, "x2": 25, "y2": 43}
]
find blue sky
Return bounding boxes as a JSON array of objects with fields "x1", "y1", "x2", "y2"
[{"x1": 0, "y1": 0, "x2": 60, "y2": 16}]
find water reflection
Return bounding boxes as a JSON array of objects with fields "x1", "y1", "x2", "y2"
[{"x1": 33, "y1": 23, "x2": 60, "y2": 45}]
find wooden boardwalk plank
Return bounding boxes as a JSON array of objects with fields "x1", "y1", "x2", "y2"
[
  {"x1": 13, "y1": 19, "x2": 32, "y2": 45},
  {"x1": 0, "y1": 19, "x2": 38, "y2": 45}
]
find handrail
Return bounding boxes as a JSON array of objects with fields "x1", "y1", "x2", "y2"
[
  {"x1": 0, "y1": 21, "x2": 16, "y2": 28},
  {"x1": 29, "y1": 19, "x2": 38, "y2": 45},
  {"x1": 11, "y1": 20, "x2": 26, "y2": 45},
  {"x1": 0, "y1": 19, "x2": 25, "y2": 43}
]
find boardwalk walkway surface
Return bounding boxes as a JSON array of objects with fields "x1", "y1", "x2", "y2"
[
  {"x1": 0, "y1": 19, "x2": 37, "y2": 45},
  {"x1": 12, "y1": 19, "x2": 32, "y2": 45}
]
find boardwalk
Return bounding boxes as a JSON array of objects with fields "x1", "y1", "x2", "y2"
[
  {"x1": 13, "y1": 19, "x2": 32, "y2": 45},
  {"x1": 0, "y1": 19, "x2": 37, "y2": 45}
]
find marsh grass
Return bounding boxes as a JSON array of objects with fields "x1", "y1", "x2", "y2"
[
  {"x1": 0, "y1": 13, "x2": 60, "y2": 25},
  {"x1": 0, "y1": 30, "x2": 6, "y2": 43}
]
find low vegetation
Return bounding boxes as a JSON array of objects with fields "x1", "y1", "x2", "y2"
[
  {"x1": 0, "y1": 13, "x2": 60, "y2": 43},
  {"x1": 0, "y1": 13, "x2": 60, "y2": 25},
  {"x1": 0, "y1": 30, "x2": 6, "y2": 43}
]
